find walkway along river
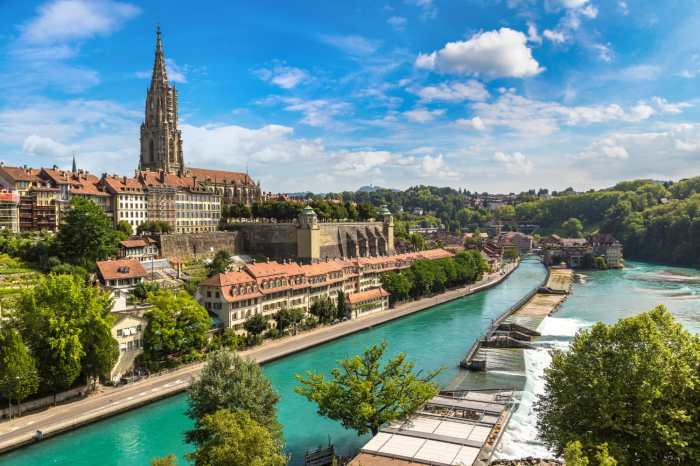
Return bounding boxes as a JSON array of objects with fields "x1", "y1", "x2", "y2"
[{"x1": 0, "y1": 260, "x2": 546, "y2": 466}]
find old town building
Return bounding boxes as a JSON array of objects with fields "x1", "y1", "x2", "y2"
[{"x1": 198, "y1": 248, "x2": 453, "y2": 332}]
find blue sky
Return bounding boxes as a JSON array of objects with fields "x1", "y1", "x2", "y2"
[{"x1": 1, "y1": 0, "x2": 699, "y2": 193}]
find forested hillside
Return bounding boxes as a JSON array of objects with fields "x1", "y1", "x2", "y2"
[{"x1": 515, "y1": 177, "x2": 700, "y2": 266}]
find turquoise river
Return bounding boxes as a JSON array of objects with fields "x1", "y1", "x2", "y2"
[{"x1": 2, "y1": 259, "x2": 699, "y2": 465}]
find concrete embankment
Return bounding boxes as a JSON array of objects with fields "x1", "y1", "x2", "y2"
[
  {"x1": 0, "y1": 262, "x2": 520, "y2": 455},
  {"x1": 450, "y1": 266, "x2": 573, "y2": 392}
]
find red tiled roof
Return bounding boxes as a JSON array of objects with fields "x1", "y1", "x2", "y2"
[
  {"x1": 300, "y1": 261, "x2": 344, "y2": 277},
  {"x1": 120, "y1": 239, "x2": 147, "y2": 248},
  {"x1": 189, "y1": 167, "x2": 255, "y2": 186},
  {"x1": 96, "y1": 259, "x2": 147, "y2": 281},
  {"x1": 200, "y1": 271, "x2": 254, "y2": 287},
  {"x1": 348, "y1": 288, "x2": 390, "y2": 305},
  {"x1": 101, "y1": 175, "x2": 144, "y2": 193},
  {"x1": 244, "y1": 261, "x2": 304, "y2": 278},
  {"x1": 0, "y1": 166, "x2": 41, "y2": 182}
]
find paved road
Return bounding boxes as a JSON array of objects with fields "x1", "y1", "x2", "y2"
[{"x1": 0, "y1": 263, "x2": 517, "y2": 454}]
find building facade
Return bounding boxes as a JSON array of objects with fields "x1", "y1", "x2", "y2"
[{"x1": 197, "y1": 248, "x2": 453, "y2": 332}]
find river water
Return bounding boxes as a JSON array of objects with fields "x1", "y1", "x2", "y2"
[{"x1": 2, "y1": 259, "x2": 698, "y2": 465}]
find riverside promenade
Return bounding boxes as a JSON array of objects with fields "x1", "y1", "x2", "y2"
[{"x1": 0, "y1": 261, "x2": 520, "y2": 454}]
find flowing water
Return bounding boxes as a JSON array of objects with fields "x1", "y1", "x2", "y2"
[
  {"x1": 2, "y1": 259, "x2": 698, "y2": 465},
  {"x1": 495, "y1": 261, "x2": 700, "y2": 460}
]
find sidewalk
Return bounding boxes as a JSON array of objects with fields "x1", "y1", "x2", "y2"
[{"x1": 0, "y1": 261, "x2": 518, "y2": 454}]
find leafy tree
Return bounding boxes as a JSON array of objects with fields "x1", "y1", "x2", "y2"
[
  {"x1": 336, "y1": 291, "x2": 350, "y2": 320},
  {"x1": 0, "y1": 327, "x2": 39, "y2": 416},
  {"x1": 207, "y1": 250, "x2": 232, "y2": 277},
  {"x1": 132, "y1": 280, "x2": 160, "y2": 301},
  {"x1": 594, "y1": 256, "x2": 608, "y2": 269},
  {"x1": 137, "y1": 220, "x2": 173, "y2": 234},
  {"x1": 243, "y1": 313, "x2": 269, "y2": 340},
  {"x1": 141, "y1": 290, "x2": 210, "y2": 368},
  {"x1": 503, "y1": 248, "x2": 520, "y2": 261},
  {"x1": 273, "y1": 307, "x2": 305, "y2": 334},
  {"x1": 15, "y1": 273, "x2": 115, "y2": 393},
  {"x1": 408, "y1": 232, "x2": 426, "y2": 251},
  {"x1": 308, "y1": 296, "x2": 336, "y2": 324},
  {"x1": 186, "y1": 409, "x2": 286, "y2": 466},
  {"x1": 296, "y1": 341, "x2": 443, "y2": 436},
  {"x1": 564, "y1": 441, "x2": 618, "y2": 466},
  {"x1": 150, "y1": 455, "x2": 178, "y2": 466},
  {"x1": 561, "y1": 217, "x2": 584, "y2": 238},
  {"x1": 187, "y1": 350, "x2": 280, "y2": 443},
  {"x1": 381, "y1": 271, "x2": 411, "y2": 305},
  {"x1": 116, "y1": 220, "x2": 133, "y2": 238},
  {"x1": 55, "y1": 198, "x2": 119, "y2": 268},
  {"x1": 535, "y1": 306, "x2": 700, "y2": 464}
]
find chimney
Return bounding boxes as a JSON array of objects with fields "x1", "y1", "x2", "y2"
[{"x1": 123, "y1": 176, "x2": 127, "y2": 185}]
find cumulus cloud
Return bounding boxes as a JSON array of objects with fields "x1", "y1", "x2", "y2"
[
  {"x1": 332, "y1": 151, "x2": 393, "y2": 175},
  {"x1": 455, "y1": 117, "x2": 486, "y2": 131},
  {"x1": 403, "y1": 108, "x2": 446, "y2": 123},
  {"x1": 259, "y1": 96, "x2": 351, "y2": 127},
  {"x1": 493, "y1": 151, "x2": 534, "y2": 174},
  {"x1": 22, "y1": 134, "x2": 74, "y2": 158},
  {"x1": 527, "y1": 22, "x2": 542, "y2": 44},
  {"x1": 415, "y1": 28, "x2": 543, "y2": 78},
  {"x1": 253, "y1": 63, "x2": 309, "y2": 89},
  {"x1": 19, "y1": 0, "x2": 139, "y2": 44},
  {"x1": 413, "y1": 80, "x2": 489, "y2": 103}
]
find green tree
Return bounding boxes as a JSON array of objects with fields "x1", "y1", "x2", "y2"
[
  {"x1": 187, "y1": 350, "x2": 280, "y2": 443},
  {"x1": 408, "y1": 232, "x2": 426, "y2": 251},
  {"x1": 141, "y1": 290, "x2": 210, "y2": 368},
  {"x1": 561, "y1": 217, "x2": 584, "y2": 238},
  {"x1": 15, "y1": 274, "x2": 115, "y2": 394},
  {"x1": 0, "y1": 327, "x2": 39, "y2": 416},
  {"x1": 55, "y1": 198, "x2": 119, "y2": 268},
  {"x1": 336, "y1": 291, "x2": 350, "y2": 320},
  {"x1": 186, "y1": 409, "x2": 286, "y2": 466},
  {"x1": 296, "y1": 341, "x2": 444, "y2": 436},
  {"x1": 273, "y1": 307, "x2": 305, "y2": 334},
  {"x1": 564, "y1": 441, "x2": 618, "y2": 466},
  {"x1": 535, "y1": 306, "x2": 700, "y2": 464},
  {"x1": 308, "y1": 296, "x2": 336, "y2": 324},
  {"x1": 381, "y1": 271, "x2": 411, "y2": 305},
  {"x1": 116, "y1": 220, "x2": 133, "y2": 238},
  {"x1": 207, "y1": 250, "x2": 232, "y2": 277},
  {"x1": 150, "y1": 455, "x2": 178, "y2": 466},
  {"x1": 243, "y1": 313, "x2": 269, "y2": 341}
]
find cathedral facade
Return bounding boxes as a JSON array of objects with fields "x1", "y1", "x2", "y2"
[{"x1": 137, "y1": 28, "x2": 262, "y2": 206}]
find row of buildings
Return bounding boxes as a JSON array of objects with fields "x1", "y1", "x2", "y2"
[
  {"x1": 541, "y1": 233, "x2": 624, "y2": 268},
  {"x1": 0, "y1": 29, "x2": 262, "y2": 235}
]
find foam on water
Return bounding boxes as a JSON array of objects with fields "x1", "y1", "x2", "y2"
[{"x1": 495, "y1": 315, "x2": 588, "y2": 460}]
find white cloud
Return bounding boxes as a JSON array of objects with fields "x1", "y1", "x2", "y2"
[
  {"x1": 610, "y1": 64, "x2": 661, "y2": 81},
  {"x1": 455, "y1": 117, "x2": 486, "y2": 131},
  {"x1": 527, "y1": 22, "x2": 542, "y2": 44},
  {"x1": 413, "y1": 80, "x2": 489, "y2": 103},
  {"x1": 253, "y1": 63, "x2": 309, "y2": 89},
  {"x1": 618, "y1": 1, "x2": 629, "y2": 14},
  {"x1": 19, "y1": 0, "x2": 139, "y2": 44},
  {"x1": 415, "y1": 28, "x2": 543, "y2": 78},
  {"x1": 558, "y1": 0, "x2": 589, "y2": 8},
  {"x1": 493, "y1": 151, "x2": 534, "y2": 174},
  {"x1": 651, "y1": 97, "x2": 692, "y2": 114},
  {"x1": 403, "y1": 108, "x2": 446, "y2": 123},
  {"x1": 259, "y1": 96, "x2": 351, "y2": 127},
  {"x1": 387, "y1": 16, "x2": 407, "y2": 32},
  {"x1": 333, "y1": 151, "x2": 393, "y2": 175},
  {"x1": 22, "y1": 134, "x2": 75, "y2": 158},
  {"x1": 593, "y1": 43, "x2": 614, "y2": 62},
  {"x1": 407, "y1": 0, "x2": 438, "y2": 19},
  {"x1": 543, "y1": 29, "x2": 566, "y2": 43},
  {"x1": 320, "y1": 34, "x2": 380, "y2": 56}
]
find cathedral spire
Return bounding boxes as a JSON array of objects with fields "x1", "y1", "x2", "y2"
[
  {"x1": 72, "y1": 152, "x2": 77, "y2": 173},
  {"x1": 151, "y1": 25, "x2": 168, "y2": 86}
]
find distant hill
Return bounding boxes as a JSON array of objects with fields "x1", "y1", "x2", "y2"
[{"x1": 357, "y1": 185, "x2": 400, "y2": 193}]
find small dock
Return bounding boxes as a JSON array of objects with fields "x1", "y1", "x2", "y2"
[{"x1": 450, "y1": 267, "x2": 573, "y2": 392}]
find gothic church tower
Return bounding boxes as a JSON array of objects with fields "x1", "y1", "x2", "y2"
[{"x1": 139, "y1": 27, "x2": 184, "y2": 174}]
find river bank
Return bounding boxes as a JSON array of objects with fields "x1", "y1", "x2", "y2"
[{"x1": 0, "y1": 261, "x2": 520, "y2": 455}]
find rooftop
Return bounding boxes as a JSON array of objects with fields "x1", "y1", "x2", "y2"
[{"x1": 96, "y1": 259, "x2": 147, "y2": 281}]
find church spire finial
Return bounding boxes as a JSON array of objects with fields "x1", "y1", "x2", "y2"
[
  {"x1": 72, "y1": 152, "x2": 77, "y2": 173},
  {"x1": 152, "y1": 24, "x2": 167, "y2": 85}
]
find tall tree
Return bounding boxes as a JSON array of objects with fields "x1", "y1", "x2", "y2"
[
  {"x1": 186, "y1": 409, "x2": 287, "y2": 466},
  {"x1": 561, "y1": 217, "x2": 584, "y2": 238},
  {"x1": 207, "y1": 250, "x2": 232, "y2": 277},
  {"x1": 336, "y1": 291, "x2": 350, "y2": 320},
  {"x1": 187, "y1": 350, "x2": 280, "y2": 444},
  {"x1": 536, "y1": 306, "x2": 700, "y2": 464},
  {"x1": 81, "y1": 310, "x2": 119, "y2": 389},
  {"x1": 116, "y1": 220, "x2": 133, "y2": 238},
  {"x1": 296, "y1": 341, "x2": 443, "y2": 436},
  {"x1": 243, "y1": 313, "x2": 268, "y2": 341},
  {"x1": 55, "y1": 197, "x2": 120, "y2": 267},
  {"x1": 308, "y1": 296, "x2": 336, "y2": 324},
  {"x1": 0, "y1": 327, "x2": 39, "y2": 416}
]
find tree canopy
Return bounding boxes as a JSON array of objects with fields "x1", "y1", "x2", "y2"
[
  {"x1": 54, "y1": 197, "x2": 120, "y2": 268},
  {"x1": 535, "y1": 306, "x2": 700, "y2": 464},
  {"x1": 296, "y1": 341, "x2": 443, "y2": 436},
  {"x1": 0, "y1": 327, "x2": 39, "y2": 413},
  {"x1": 207, "y1": 250, "x2": 232, "y2": 277}
]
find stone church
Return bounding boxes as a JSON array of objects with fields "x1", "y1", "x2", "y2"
[{"x1": 137, "y1": 27, "x2": 262, "y2": 206}]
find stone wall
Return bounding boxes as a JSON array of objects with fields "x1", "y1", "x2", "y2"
[
  {"x1": 158, "y1": 231, "x2": 238, "y2": 259},
  {"x1": 319, "y1": 222, "x2": 391, "y2": 259},
  {"x1": 232, "y1": 223, "x2": 298, "y2": 260}
]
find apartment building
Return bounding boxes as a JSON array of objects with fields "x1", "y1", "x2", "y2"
[
  {"x1": 0, "y1": 190, "x2": 19, "y2": 233},
  {"x1": 198, "y1": 248, "x2": 454, "y2": 332},
  {"x1": 100, "y1": 174, "x2": 148, "y2": 231}
]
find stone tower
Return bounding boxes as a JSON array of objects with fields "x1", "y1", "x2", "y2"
[
  {"x1": 139, "y1": 26, "x2": 184, "y2": 174},
  {"x1": 297, "y1": 206, "x2": 320, "y2": 263}
]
